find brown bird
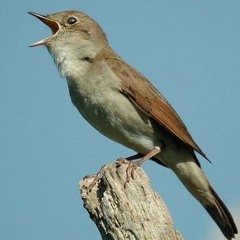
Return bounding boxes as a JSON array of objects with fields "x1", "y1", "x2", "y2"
[{"x1": 29, "y1": 11, "x2": 238, "y2": 239}]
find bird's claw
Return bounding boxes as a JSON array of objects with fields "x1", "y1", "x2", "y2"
[{"x1": 116, "y1": 158, "x2": 139, "y2": 188}]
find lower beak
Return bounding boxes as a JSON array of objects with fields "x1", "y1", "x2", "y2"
[{"x1": 29, "y1": 12, "x2": 61, "y2": 47}]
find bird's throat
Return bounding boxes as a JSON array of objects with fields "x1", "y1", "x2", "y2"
[{"x1": 47, "y1": 42, "x2": 97, "y2": 78}]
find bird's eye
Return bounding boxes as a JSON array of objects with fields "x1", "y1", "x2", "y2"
[{"x1": 67, "y1": 17, "x2": 77, "y2": 25}]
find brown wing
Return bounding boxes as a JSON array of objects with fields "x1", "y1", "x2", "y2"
[{"x1": 102, "y1": 50, "x2": 207, "y2": 159}]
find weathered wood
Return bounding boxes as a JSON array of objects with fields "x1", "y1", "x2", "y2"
[{"x1": 79, "y1": 161, "x2": 184, "y2": 240}]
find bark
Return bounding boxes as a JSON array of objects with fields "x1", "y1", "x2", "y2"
[{"x1": 79, "y1": 161, "x2": 184, "y2": 240}]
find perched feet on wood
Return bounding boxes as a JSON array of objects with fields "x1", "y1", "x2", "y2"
[{"x1": 117, "y1": 146, "x2": 162, "y2": 186}]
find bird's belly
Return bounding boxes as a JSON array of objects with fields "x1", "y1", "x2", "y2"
[
  {"x1": 68, "y1": 79, "x2": 191, "y2": 169},
  {"x1": 70, "y1": 85, "x2": 160, "y2": 154}
]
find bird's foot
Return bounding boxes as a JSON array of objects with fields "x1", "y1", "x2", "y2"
[
  {"x1": 116, "y1": 146, "x2": 161, "y2": 187},
  {"x1": 116, "y1": 158, "x2": 138, "y2": 186}
]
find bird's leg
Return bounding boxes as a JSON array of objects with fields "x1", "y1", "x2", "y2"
[
  {"x1": 87, "y1": 147, "x2": 161, "y2": 192},
  {"x1": 122, "y1": 146, "x2": 161, "y2": 184},
  {"x1": 135, "y1": 146, "x2": 161, "y2": 166}
]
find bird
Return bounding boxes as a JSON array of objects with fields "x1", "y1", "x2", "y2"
[{"x1": 29, "y1": 10, "x2": 238, "y2": 239}]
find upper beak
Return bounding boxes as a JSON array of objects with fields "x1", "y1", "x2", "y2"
[{"x1": 28, "y1": 12, "x2": 61, "y2": 47}]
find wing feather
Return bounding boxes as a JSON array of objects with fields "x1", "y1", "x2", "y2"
[{"x1": 101, "y1": 50, "x2": 207, "y2": 159}]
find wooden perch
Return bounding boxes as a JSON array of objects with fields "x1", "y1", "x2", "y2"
[{"x1": 79, "y1": 161, "x2": 184, "y2": 240}]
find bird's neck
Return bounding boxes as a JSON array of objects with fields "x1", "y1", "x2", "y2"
[{"x1": 46, "y1": 41, "x2": 98, "y2": 78}]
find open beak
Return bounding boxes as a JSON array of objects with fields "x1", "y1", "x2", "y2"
[{"x1": 29, "y1": 12, "x2": 61, "y2": 47}]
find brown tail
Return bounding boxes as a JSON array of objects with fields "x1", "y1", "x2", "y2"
[{"x1": 204, "y1": 185, "x2": 238, "y2": 239}]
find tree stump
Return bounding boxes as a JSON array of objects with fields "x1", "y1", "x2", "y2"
[{"x1": 79, "y1": 161, "x2": 183, "y2": 240}]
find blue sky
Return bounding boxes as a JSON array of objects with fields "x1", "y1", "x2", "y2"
[{"x1": 1, "y1": 1, "x2": 239, "y2": 240}]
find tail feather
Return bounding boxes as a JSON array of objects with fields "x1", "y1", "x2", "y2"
[
  {"x1": 204, "y1": 185, "x2": 238, "y2": 240},
  {"x1": 173, "y1": 157, "x2": 238, "y2": 239}
]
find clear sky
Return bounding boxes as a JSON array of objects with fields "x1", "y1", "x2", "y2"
[{"x1": 1, "y1": 1, "x2": 239, "y2": 240}]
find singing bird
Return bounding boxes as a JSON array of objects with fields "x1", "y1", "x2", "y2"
[{"x1": 29, "y1": 11, "x2": 237, "y2": 239}]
